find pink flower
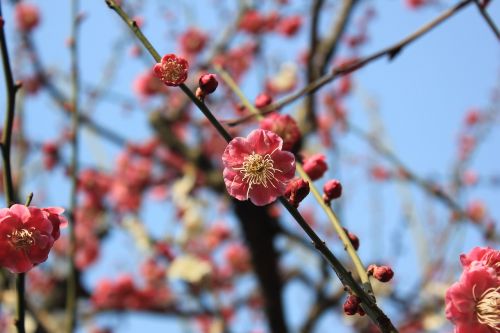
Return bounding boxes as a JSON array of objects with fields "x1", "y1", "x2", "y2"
[
  {"x1": 445, "y1": 266, "x2": 499, "y2": 332},
  {"x1": 153, "y1": 54, "x2": 189, "y2": 87},
  {"x1": 276, "y1": 16, "x2": 302, "y2": 37},
  {"x1": 133, "y1": 70, "x2": 165, "y2": 99},
  {"x1": 224, "y1": 243, "x2": 251, "y2": 273},
  {"x1": 0, "y1": 204, "x2": 66, "y2": 273},
  {"x1": 302, "y1": 154, "x2": 328, "y2": 180},
  {"x1": 239, "y1": 10, "x2": 268, "y2": 34},
  {"x1": 460, "y1": 247, "x2": 500, "y2": 277},
  {"x1": 179, "y1": 28, "x2": 207, "y2": 55},
  {"x1": 259, "y1": 114, "x2": 301, "y2": 152},
  {"x1": 222, "y1": 129, "x2": 295, "y2": 206},
  {"x1": 15, "y1": 3, "x2": 40, "y2": 32}
]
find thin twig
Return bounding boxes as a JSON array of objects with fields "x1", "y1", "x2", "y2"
[
  {"x1": 473, "y1": 0, "x2": 500, "y2": 40},
  {"x1": 225, "y1": 0, "x2": 474, "y2": 126},
  {"x1": 65, "y1": 0, "x2": 81, "y2": 331}
]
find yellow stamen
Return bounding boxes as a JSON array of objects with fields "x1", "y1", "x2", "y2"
[
  {"x1": 161, "y1": 59, "x2": 184, "y2": 83},
  {"x1": 233, "y1": 151, "x2": 282, "y2": 199},
  {"x1": 475, "y1": 285, "x2": 500, "y2": 330},
  {"x1": 7, "y1": 228, "x2": 36, "y2": 249}
]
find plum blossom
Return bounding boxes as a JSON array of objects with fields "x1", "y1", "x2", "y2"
[
  {"x1": 0, "y1": 204, "x2": 67, "y2": 273},
  {"x1": 222, "y1": 129, "x2": 295, "y2": 206},
  {"x1": 445, "y1": 247, "x2": 500, "y2": 332},
  {"x1": 153, "y1": 54, "x2": 188, "y2": 86}
]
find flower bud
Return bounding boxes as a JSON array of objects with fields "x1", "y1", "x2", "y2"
[
  {"x1": 284, "y1": 178, "x2": 309, "y2": 208},
  {"x1": 15, "y1": 3, "x2": 40, "y2": 32},
  {"x1": 343, "y1": 295, "x2": 364, "y2": 316},
  {"x1": 343, "y1": 227, "x2": 359, "y2": 250},
  {"x1": 259, "y1": 114, "x2": 301, "y2": 152},
  {"x1": 323, "y1": 179, "x2": 342, "y2": 203},
  {"x1": 198, "y1": 73, "x2": 218, "y2": 95},
  {"x1": 367, "y1": 264, "x2": 394, "y2": 282},
  {"x1": 302, "y1": 154, "x2": 328, "y2": 180},
  {"x1": 255, "y1": 93, "x2": 273, "y2": 108}
]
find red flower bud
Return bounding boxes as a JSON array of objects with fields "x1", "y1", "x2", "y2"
[
  {"x1": 343, "y1": 295, "x2": 364, "y2": 316},
  {"x1": 323, "y1": 179, "x2": 342, "y2": 203},
  {"x1": 284, "y1": 178, "x2": 309, "y2": 208},
  {"x1": 302, "y1": 154, "x2": 328, "y2": 181},
  {"x1": 343, "y1": 227, "x2": 359, "y2": 250},
  {"x1": 198, "y1": 73, "x2": 218, "y2": 95},
  {"x1": 367, "y1": 264, "x2": 394, "y2": 282},
  {"x1": 255, "y1": 93, "x2": 273, "y2": 108}
]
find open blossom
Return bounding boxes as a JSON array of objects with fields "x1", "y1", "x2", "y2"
[
  {"x1": 222, "y1": 129, "x2": 295, "y2": 206},
  {"x1": 259, "y1": 114, "x2": 301, "y2": 152},
  {"x1": 153, "y1": 54, "x2": 188, "y2": 86},
  {"x1": 0, "y1": 204, "x2": 67, "y2": 273},
  {"x1": 179, "y1": 28, "x2": 207, "y2": 55},
  {"x1": 445, "y1": 266, "x2": 499, "y2": 333}
]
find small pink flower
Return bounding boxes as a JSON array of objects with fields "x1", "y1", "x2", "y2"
[
  {"x1": 276, "y1": 16, "x2": 302, "y2": 37},
  {"x1": 259, "y1": 114, "x2": 301, "y2": 152},
  {"x1": 222, "y1": 129, "x2": 295, "y2": 206},
  {"x1": 302, "y1": 154, "x2": 328, "y2": 180},
  {"x1": 153, "y1": 54, "x2": 189, "y2": 87},
  {"x1": 0, "y1": 204, "x2": 66, "y2": 273},
  {"x1": 445, "y1": 266, "x2": 499, "y2": 332},
  {"x1": 15, "y1": 3, "x2": 40, "y2": 32},
  {"x1": 224, "y1": 243, "x2": 251, "y2": 273},
  {"x1": 239, "y1": 10, "x2": 268, "y2": 34},
  {"x1": 179, "y1": 28, "x2": 207, "y2": 55},
  {"x1": 133, "y1": 70, "x2": 165, "y2": 99}
]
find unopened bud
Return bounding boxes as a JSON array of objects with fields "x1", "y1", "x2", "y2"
[
  {"x1": 323, "y1": 179, "x2": 342, "y2": 203},
  {"x1": 343, "y1": 227, "x2": 359, "y2": 250},
  {"x1": 255, "y1": 93, "x2": 273, "y2": 108},
  {"x1": 343, "y1": 295, "x2": 364, "y2": 316},
  {"x1": 302, "y1": 154, "x2": 328, "y2": 181},
  {"x1": 284, "y1": 178, "x2": 309, "y2": 207},
  {"x1": 367, "y1": 264, "x2": 394, "y2": 282},
  {"x1": 199, "y1": 73, "x2": 218, "y2": 95}
]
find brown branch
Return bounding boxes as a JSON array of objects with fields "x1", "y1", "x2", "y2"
[
  {"x1": 316, "y1": 0, "x2": 358, "y2": 76},
  {"x1": 473, "y1": 0, "x2": 500, "y2": 40},
  {"x1": 225, "y1": 0, "x2": 474, "y2": 127},
  {"x1": 301, "y1": 0, "x2": 325, "y2": 134}
]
